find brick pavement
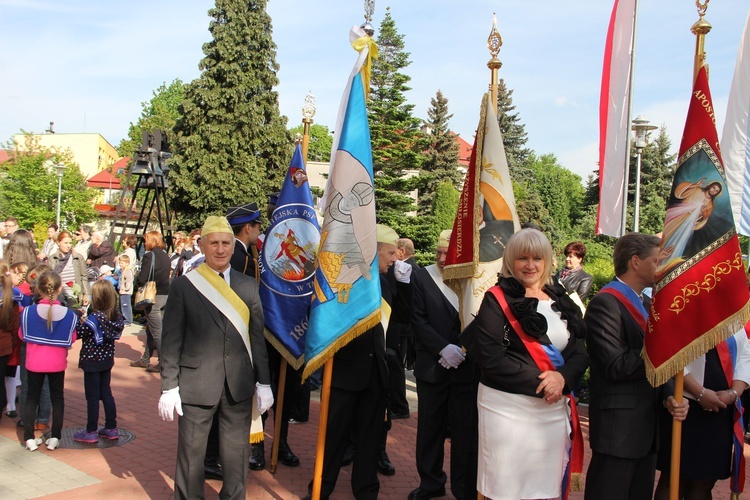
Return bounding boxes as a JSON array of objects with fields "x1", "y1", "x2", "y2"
[{"x1": 0, "y1": 327, "x2": 744, "y2": 499}]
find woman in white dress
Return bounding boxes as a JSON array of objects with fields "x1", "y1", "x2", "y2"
[{"x1": 462, "y1": 228, "x2": 588, "y2": 500}]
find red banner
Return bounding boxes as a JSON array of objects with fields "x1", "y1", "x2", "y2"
[{"x1": 644, "y1": 66, "x2": 750, "y2": 386}]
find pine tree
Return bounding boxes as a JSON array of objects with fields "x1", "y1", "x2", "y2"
[
  {"x1": 170, "y1": 0, "x2": 292, "y2": 229},
  {"x1": 496, "y1": 79, "x2": 532, "y2": 181},
  {"x1": 418, "y1": 90, "x2": 462, "y2": 215},
  {"x1": 368, "y1": 7, "x2": 426, "y2": 235}
]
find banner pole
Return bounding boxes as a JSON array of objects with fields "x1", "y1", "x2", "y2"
[
  {"x1": 269, "y1": 358, "x2": 288, "y2": 474},
  {"x1": 669, "y1": 371, "x2": 684, "y2": 500},
  {"x1": 311, "y1": 358, "x2": 334, "y2": 500}
]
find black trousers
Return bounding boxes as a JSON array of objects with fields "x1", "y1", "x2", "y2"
[
  {"x1": 414, "y1": 376, "x2": 474, "y2": 498},
  {"x1": 318, "y1": 368, "x2": 385, "y2": 499},
  {"x1": 25, "y1": 370, "x2": 64, "y2": 440},
  {"x1": 83, "y1": 369, "x2": 117, "y2": 432},
  {"x1": 585, "y1": 451, "x2": 657, "y2": 500},
  {"x1": 386, "y1": 347, "x2": 409, "y2": 416}
]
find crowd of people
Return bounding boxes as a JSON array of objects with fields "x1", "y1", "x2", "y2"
[{"x1": 3, "y1": 209, "x2": 749, "y2": 500}]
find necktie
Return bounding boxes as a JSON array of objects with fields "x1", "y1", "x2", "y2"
[{"x1": 218, "y1": 272, "x2": 225, "y2": 281}]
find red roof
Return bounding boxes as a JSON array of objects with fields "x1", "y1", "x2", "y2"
[
  {"x1": 451, "y1": 132, "x2": 473, "y2": 167},
  {"x1": 0, "y1": 150, "x2": 11, "y2": 163},
  {"x1": 87, "y1": 169, "x2": 122, "y2": 189}
]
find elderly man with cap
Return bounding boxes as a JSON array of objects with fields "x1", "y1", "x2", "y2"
[
  {"x1": 305, "y1": 224, "x2": 409, "y2": 500},
  {"x1": 158, "y1": 215, "x2": 274, "y2": 500},
  {"x1": 409, "y1": 230, "x2": 476, "y2": 500},
  {"x1": 226, "y1": 202, "x2": 263, "y2": 278}
]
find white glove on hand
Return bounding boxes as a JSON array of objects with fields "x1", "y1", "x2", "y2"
[
  {"x1": 393, "y1": 259, "x2": 412, "y2": 283},
  {"x1": 439, "y1": 344, "x2": 465, "y2": 369},
  {"x1": 158, "y1": 387, "x2": 183, "y2": 422},
  {"x1": 256, "y1": 383, "x2": 274, "y2": 414}
]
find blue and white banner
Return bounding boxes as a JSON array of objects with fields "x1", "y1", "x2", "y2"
[
  {"x1": 303, "y1": 25, "x2": 381, "y2": 380},
  {"x1": 259, "y1": 144, "x2": 320, "y2": 369}
]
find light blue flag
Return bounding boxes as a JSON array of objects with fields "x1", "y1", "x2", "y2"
[
  {"x1": 259, "y1": 143, "x2": 320, "y2": 369},
  {"x1": 303, "y1": 28, "x2": 380, "y2": 380}
]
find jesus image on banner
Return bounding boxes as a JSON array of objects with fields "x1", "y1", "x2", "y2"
[{"x1": 657, "y1": 174, "x2": 725, "y2": 277}]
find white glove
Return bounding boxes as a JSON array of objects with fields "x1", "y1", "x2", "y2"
[
  {"x1": 439, "y1": 344, "x2": 465, "y2": 369},
  {"x1": 393, "y1": 260, "x2": 412, "y2": 283},
  {"x1": 158, "y1": 387, "x2": 183, "y2": 422},
  {"x1": 256, "y1": 383, "x2": 274, "y2": 414}
]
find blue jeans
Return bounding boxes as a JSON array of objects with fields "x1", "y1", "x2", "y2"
[
  {"x1": 83, "y1": 369, "x2": 117, "y2": 432},
  {"x1": 120, "y1": 294, "x2": 133, "y2": 324},
  {"x1": 18, "y1": 343, "x2": 51, "y2": 425}
]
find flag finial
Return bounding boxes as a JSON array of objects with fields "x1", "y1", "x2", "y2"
[
  {"x1": 691, "y1": 0, "x2": 712, "y2": 78},
  {"x1": 362, "y1": 0, "x2": 375, "y2": 36},
  {"x1": 487, "y1": 13, "x2": 503, "y2": 109}
]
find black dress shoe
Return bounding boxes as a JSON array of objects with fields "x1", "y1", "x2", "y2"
[
  {"x1": 377, "y1": 450, "x2": 395, "y2": 476},
  {"x1": 249, "y1": 442, "x2": 265, "y2": 471},
  {"x1": 341, "y1": 442, "x2": 355, "y2": 466},
  {"x1": 408, "y1": 486, "x2": 446, "y2": 500},
  {"x1": 203, "y1": 463, "x2": 223, "y2": 480},
  {"x1": 278, "y1": 439, "x2": 300, "y2": 467}
]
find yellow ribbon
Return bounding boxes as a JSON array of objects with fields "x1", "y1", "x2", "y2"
[{"x1": 351, "y1": 35, "x2": 379, "y2": 98}]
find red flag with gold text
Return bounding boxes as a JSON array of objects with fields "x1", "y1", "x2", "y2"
[{"x1": 644, "y1": 65, "x2": 750, "y2": 386}]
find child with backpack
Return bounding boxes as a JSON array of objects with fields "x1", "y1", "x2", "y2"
[{"x1": 73, "y1": 280, "x2": 124, "y2": 443}]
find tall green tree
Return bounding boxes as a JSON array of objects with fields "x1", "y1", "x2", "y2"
[
  {"x1": 288, "y1": 123, "x2": 333, "y2": 163},
  {"x1": 170, "y1": 0, "x2": 292, "y2": 229},
  {"x1": 368, "y1": 7, "x2": 426, "y2": 235},
  {"x1": 496, "y1": 79, "x2": 532, "y2": 181},
  {"x1": 0, "y1": 134, "x2": 98, "y2": 230},
  {"x1": 418, "y1": 90, "x2": 462, "y2": 215},
  {"x1": 118, "y1": 79, "x2": 186, "y2": 158}
]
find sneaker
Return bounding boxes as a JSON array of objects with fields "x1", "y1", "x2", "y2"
[
  {"x1": 45, "y1": 437, "x2": 60, "y2": 450},
  {"x1": 73, "y1": 429, "x2": 99, "y2": 443},
  {"x1": 25, "y1": 438, "x2": 42, "y2": 451},
  {"x1": 98, "y1": 427, "x2": 119, "y2": 440}
]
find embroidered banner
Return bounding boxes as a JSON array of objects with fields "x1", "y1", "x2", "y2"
[{"x1": 644, "y1": 65, "x2": 750, "y2": 386}]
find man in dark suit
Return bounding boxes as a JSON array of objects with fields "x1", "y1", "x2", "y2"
[
  {"x1": 409, "y1": 230, "x2": 475, "y2": 500},
  {"x1": 308, "y1": 224, "x2": 403, "y2": 499},
  {"x1": 158, "y1": 216, "x2": 273, "y2": 500},
  {"x1": 227, "y1": 202, "x2": 263, "y2": 278},
  {"x1": 585, "y1": 232, "x2": 688, "y2": 500}
]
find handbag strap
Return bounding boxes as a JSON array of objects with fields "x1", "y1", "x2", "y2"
[{"x1": 146, "y1": 251, "x2": 155, "y2": 281}]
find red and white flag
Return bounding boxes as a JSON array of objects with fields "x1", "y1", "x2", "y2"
[{"x1": 596, "y1": 0, "x2": 637, "y2": 236}]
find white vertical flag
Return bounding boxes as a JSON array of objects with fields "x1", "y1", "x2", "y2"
[
  {"x1": 721, "y1": 8, "x2": 750, "y2": 237},
  {"x1": 596, "y1": 0, "x2": 637, "y2": 236}
]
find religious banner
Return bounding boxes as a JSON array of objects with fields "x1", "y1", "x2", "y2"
[
  {"x1": 303, "y1": 25, "x2": 381, "y2": 380},
  {"x1": 259, "y1": 143, "x2": 320, "y2": 369},
  {"x1": 443, "y1": 92, "x2": 520, "y2": 328},
  {"x1": 644, "y1": 65, "x2": 750, "y2": 386}
]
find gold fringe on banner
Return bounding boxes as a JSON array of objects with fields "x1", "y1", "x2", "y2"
[
  {"x1": 263, "y1": 328, "x2": 305, "y2": 371},
  {"x1": 643, "y1": 298, "x2": 750, "y2": 386},
  {"x1": 570, "y1": 472, "x2": 584, "y2": 492},
  {"x1": 301, "y1": 308, "x2": 381, "y2": 381}
]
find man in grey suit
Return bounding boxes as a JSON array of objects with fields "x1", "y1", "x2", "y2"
[
  {"x1": 584, "y1": 232, "x2": 688, "y2": 500},
  {"x1": 158, "y1": 216, "x2": 274, "y2": 499}
]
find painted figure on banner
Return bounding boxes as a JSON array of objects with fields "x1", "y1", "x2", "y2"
[
  {"x1": 656, "y1": 149, "x2": 734, "y2": 279},
  {"x1": 315, "y1": 162, "x2": 376, "y2": 304}
]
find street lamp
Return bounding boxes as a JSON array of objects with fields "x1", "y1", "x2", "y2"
[
  {"x1": 55, "y1": 162, "x2": 67, "y2": 228},
  {"x1": 631, "y1": 115, "x2": 657, "y2": 232}
]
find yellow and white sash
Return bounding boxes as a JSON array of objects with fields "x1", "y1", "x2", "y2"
[{"x1": 186, "y1": 264, "x2": 265, "y2": 443}]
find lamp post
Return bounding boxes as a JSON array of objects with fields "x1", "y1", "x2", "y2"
[
  {"x1": 631, "y1": 115, "x2": 657, "y2": 232},
  {"x1": 55, "y1": 162, "x2": 66, "y2": 228}
]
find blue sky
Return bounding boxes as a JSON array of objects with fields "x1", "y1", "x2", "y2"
[{"x1": 1, "y1": 0, "x2": 748, "y2": 182}]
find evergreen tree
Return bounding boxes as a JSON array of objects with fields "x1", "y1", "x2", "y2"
[
  {"x1": 418, "y1": 90, "x2": 462, "y2": 215},
  {"x1": 118, "y1": 79, "x2": 185, "y2": 158},
  {"x1": 0, "y1": 134, "x2": 98, "y2": 230},
  {"x1": 170, "y1": 0, "x2": 292, "y2": 229},
  {"x1": 368, "y1": 7, "x2": 426, "y2": 235},
  {"x1": 496, "y1": 79, "x2": 532, "y2": 180}
]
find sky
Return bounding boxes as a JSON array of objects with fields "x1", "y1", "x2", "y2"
[{"x1": 1, "y1": 0, "x2": 749, "y2": 183}]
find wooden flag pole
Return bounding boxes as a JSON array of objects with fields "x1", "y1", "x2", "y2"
[
  {"x1": 669, "y1": 372, "x2": 684, "y2": 500},
  {"x1": 669, "y1": 4, "x2": 712, "y2": 498},
  {"x1": 269, "y1": 358, "x2": 288, "y2": 474},
  {"x1": 311, "y1": 358, "x2": 334, "y2": 500}
]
